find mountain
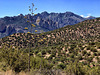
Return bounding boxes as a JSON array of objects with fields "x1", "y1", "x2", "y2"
[
  {"x1": 85, "y1": 16, "x2": 96, "y2": 20},
  {"x1": 0, "y1": 18, "x2": 100, "y2": 73},
  {"x1": 0, "y1": 11, "x2": 96, "y2": 38}
]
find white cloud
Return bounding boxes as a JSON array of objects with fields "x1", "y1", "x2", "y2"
[
  {"x1": 80, "y1": 15, "x2": 84, "y2": 17},
  {"x1": 86, "y1": 14, "x2": 91, "y2": 18},
  {"x1": 18, "y1": 14, "x2": 20, "y2": 15},
  {"x1": 80, "y1": 14, "x2": 92, "y2": 18}
]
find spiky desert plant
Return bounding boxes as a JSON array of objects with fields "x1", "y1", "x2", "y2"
[
  {"x1": 24, "y1": 3, "x2": 38, "y2": 33},
  {"x1": 24, "y1": 2, "x2": 39, "y2": 72},
  {"x1": 24, "y1": 2, "x2": 48, "y2": 72},
  {"x1": 24, "y1": 2, "x2": 47, "y2": 72}
]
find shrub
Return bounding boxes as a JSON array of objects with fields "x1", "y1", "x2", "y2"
[
  {"x1": 70, "y1": 44, "x2": 76, "y2": 49},
  {"x1": 87, "y1": 46, "x2": 91, "y2": 50},
  {"x1": 66, "y1": 61, "x2": 85, "y2": 75},
  {"x1": 87, "y1": 57, "x2": 93, "y2": 62},
  {"x1": 30, "y1": 56, "x2": 52, "y2": 70},
  {"x1": 41, "y1": 50, "x2": 46, "y2": 55},
  {"x1": 97, "y1": 46, "x2": 100, "y2": 49},
  {"x1": 89, "y1": 67, "x2": 100, "y2": 75},
  {"x1": 87, "y1": 52, "x2": 91, "y2": 56},
  {"x1": 70, "y1": 53, "x2": 74, "y2": 58},
  {"x1": 48, "y1": 54, "x2": 55, "y2": 60},
  {"x1": 97, "y1": 51, "x2": 100, "y2": 56},
  {"x1": 37, "y1": 52, "x2": 42, "y2": 57},
  {"x1": 80, "y1": 47, "x2": 84, "y2": 50},
  {"x1": 60, "y1": 57, "x2": 66, "y2": 62},
  {"x1": 91, "y1": 48, "x2": 97, "y2": 52},
  {"x1": 82, "y1": 50, "x2": 87, "y2": 56},
  {"x1": 34, "y1": 50, "x2": 39, "y2": 54},
  {"x1": 77, "y1": 54, "x2": 83, "y2": 60},
  {"x1": 47, "y1": 49, "x2": 51, "y2": 54},
  {"x1": 94, "y1": 52, "x2": 98, "y2": 56},
  {"x1": 89, "y1": 42, "x2": 95, "y2": 45},
  {"x1": 57, "y1": 63, "x2": 66, "y2": 69},
  {"x1": 0, "y1": 46, "x2": 28, "y2": 72}
]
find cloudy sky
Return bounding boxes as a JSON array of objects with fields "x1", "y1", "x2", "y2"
[{"x1": 0, "y1": 0, "x2": 99, "y2": 18}]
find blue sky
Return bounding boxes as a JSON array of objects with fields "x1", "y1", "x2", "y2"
[{"x1": 0, "y1": 0, "x2": 99, "y2": 18}]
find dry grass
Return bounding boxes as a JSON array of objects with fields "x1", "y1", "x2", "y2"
[
  {"x1": 0, "y1": 70, "x2": 14, "y2": 75},
  {"x1": 0, "y1": 70, "x2": 30, "y2": 75},
  {"x1": 0, "y1": 70, "x2": 66, "y2": 75}
]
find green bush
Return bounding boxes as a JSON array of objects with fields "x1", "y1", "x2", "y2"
[
  {"x1": 89, "y1": 67, "x2": 100, "y2": 75},
  {"x1": 0, "y1": 46, "x2": 28, "y2": 72},
  {"x1": 97, "y1": 51, "x2": 100, "y2": 56},
  {"x1": 70, "y1": 53, "x2": 74, "y2": 58},
  {"x1": 47, "y1": 49, "x2": 51, "y2": 54},
  {"x1": 30, "y1": 56, "x2": 52, "y2": 69},
  {"x1": 82, "y1": 50, "x2": 87, "y2": 56},
  {"x1": 89, "y1": 42, "x2": 95, "y2": 45},
  {"x1": 86, "y1": 52, "x2": 91, "y2": 56},
  {"x1": 48, "y1": 54, "x2": 55, "y2": 60},
  {"x1": 91, "y1": 48, "x2": 97, "y2": 52},
  {"x1": 77, "y1": 54, "x2": 83, "y2": 60},
  {"x1": 97, "y1": 46, "x2": 100, "y2": 49},
  {"x1": 41, "y1": 49, "x2": 46, "y2": 55},
  {"x1": 34, "y1": 50, "x2": 39, "y2": 54},
  {"x1": 57, "y1": 63, "x2": 66, "y2": 69},
  {"x1": 66, "y1": 61, "x2": 85, "y2": 75},
  {"x1": 80, "y1": 47, "x2": 84, "y2": 50},
  {"x1": 70, "y1": 44, "x2": 76, "y2": 49},
  {"x1": 87, "y1": 57, "x2": 93, "y2": 62},
  {"x1": 87, "y1": 46, "x2": 91, "y2": 50},
  {"x1": 94, "y1": 52, "x2": 98, "y2": 56}
]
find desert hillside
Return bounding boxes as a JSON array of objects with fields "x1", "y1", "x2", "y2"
[{"x1": 0, "y1": 18, "x2": 100, "y2": 75}]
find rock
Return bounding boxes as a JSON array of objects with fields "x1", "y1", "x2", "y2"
[
  {"x1": 0, "y1": 21, "x2": 6, "y2": 33},
  {"x1": 7, "y1": 26, "x2": 16, "y2": 35}
]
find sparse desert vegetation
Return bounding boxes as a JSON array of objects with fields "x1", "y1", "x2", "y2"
[{"x1": 0, "y1": 18, "x2": 100, "y2": 75}]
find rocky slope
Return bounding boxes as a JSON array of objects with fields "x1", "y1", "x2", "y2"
[{"x1": 0, "y1": 11, "x2": 95, "y2": 38}]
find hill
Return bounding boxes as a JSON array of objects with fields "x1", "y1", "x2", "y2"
[
  {"x1": 0, "y1": 18, "x2": 100, "y2": 74},
  {"x1": 0, "y1": 11, "x2": 95, "y2": 38},
  {"x1": 0, "y1": 17, "x2": 99, "y2": 48}
]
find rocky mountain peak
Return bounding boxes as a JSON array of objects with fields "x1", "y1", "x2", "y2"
[{"x1": 0, "y1": 11, "x2": 96, "y2": 38}]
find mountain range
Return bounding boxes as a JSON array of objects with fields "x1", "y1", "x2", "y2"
[{"x1": 0, "y1": 11, "x2": 95, "y2": 38}]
